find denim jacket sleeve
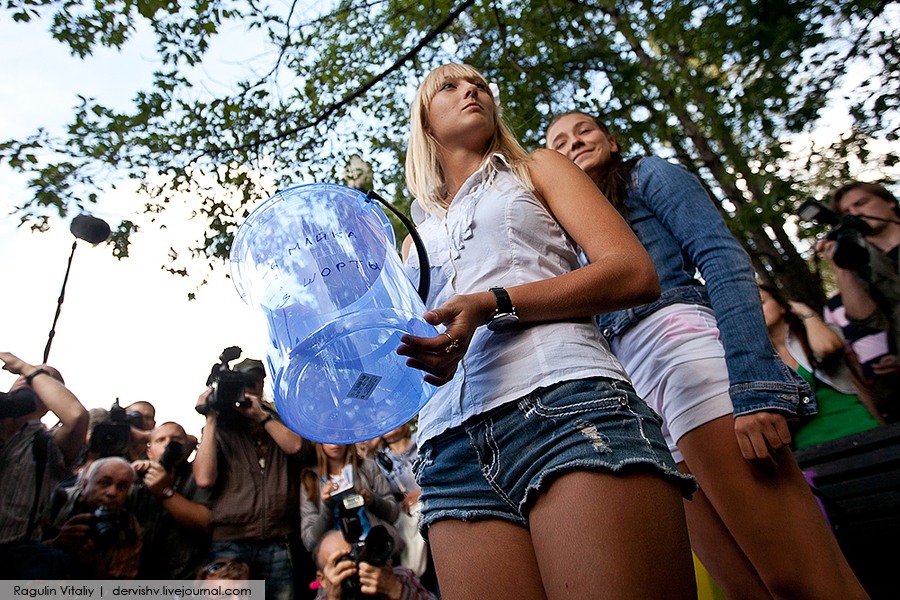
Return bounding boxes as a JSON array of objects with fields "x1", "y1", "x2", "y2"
[{"x1": 635, "y1": 157, "x2": 815, "y2": 418}]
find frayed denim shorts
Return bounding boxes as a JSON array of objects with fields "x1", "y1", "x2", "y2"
[{"x1": 413, "y1": 376, "x2": 696, "y2": 535}]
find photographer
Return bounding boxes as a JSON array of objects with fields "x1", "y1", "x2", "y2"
[
  {"x1": 124, "y1": 401, "x2": 156, "y2": 461},
  {"x1": 0, "y1": 352, "x2": 88, "y2": 578},
  {"x1": 314, "y1": 530, "x2": 435, "y2": 600},
  {"x1": 193, "y1": 354, "x2": 311, "y2": 600},
  {"x1": 816, "y1": 181, "x2": 900, "y2": 421},
  {"x1": 44, "y1": 456, "x2": 143, "y2": 579},
  {"x1": 130, "y1": 421, "x2": 212, "y2": 579}
]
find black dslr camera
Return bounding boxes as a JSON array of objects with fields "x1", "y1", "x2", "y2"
[
  {"x1": 197, "y1": 346, "x2": 256, "y2": 416},
  {"x1": 158, "y1": 440, "x2": 185, "y2": 472},
  {"x1": 89, "y1": 506, "x2": 123, "y2": 551},
  {"x1": 89, "y1": 399, "x2": 144, "y2": 458},
  {"x1": 799, "y1": 199, "x2": 873, "y2": 273},
  {"x1": 336, "y1": 492, "x2": 395, "y2": 599},
  {"x1": 0, "y1": 388, "x2": 38, "y2": 419}
]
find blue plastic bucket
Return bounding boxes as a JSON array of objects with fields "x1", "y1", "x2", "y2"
[{"x1": 230, "y1": 183, "x2": 437, "y2": 443}]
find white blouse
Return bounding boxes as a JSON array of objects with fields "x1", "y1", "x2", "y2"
[{"x1": 405, "y1": 155, "x2": 630, "y2": 444}]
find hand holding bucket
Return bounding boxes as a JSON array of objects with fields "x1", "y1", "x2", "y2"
[{"x1": 230, "y1": 183, "x2": 437, "y2": 443}]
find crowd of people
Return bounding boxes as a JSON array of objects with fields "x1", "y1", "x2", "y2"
[
  {"x1": 0, "y1": 352, "x2": 437, "y2": 600},
  {"x1": 2, "y1": 61, "x2": 899, "y2": 599}
]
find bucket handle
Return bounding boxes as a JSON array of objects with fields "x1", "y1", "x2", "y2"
[{"x1": 365, "y1": 190, "x2": 431, "y2": 303}]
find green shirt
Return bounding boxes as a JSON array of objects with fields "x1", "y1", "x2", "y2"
[{"x1": 793, "y1": 365, "x2": 879, "y2": 450}]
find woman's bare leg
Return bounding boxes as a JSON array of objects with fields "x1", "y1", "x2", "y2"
[
  {"x1": 678, "y1": 415, "x2": 867, "y2": 599},
  {"x1": 428, "y1": 518, "x2": 548, "y2": 600},
  {"x1": 529, "y1": 470, "x2": 696, "y2": 600},
  {"x1": 676, "y1": 460, "x2": 770, "y2": 599}
]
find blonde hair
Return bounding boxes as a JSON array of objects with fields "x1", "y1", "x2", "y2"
[
  {"x1": 405, "y1": 63, "x2": 533, "y2": 215},
  {"x1": 301, "y1": 443, "x2": 359, "y2": 505}
]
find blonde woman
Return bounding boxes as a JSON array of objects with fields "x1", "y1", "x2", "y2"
[{"x1": 397, "y1": 63, "x2": 697, "y2": 600}]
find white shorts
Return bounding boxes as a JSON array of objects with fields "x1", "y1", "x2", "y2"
[{"x1": 610, "y1": 303, "x2": 734, "y2": 463}]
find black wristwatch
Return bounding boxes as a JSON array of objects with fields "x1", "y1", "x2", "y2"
[{"x1": 487, "y1": 287, "x2": 519, "y2": 332}]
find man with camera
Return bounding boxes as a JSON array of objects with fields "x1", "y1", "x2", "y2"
[
  {"x1": 130, "y1": 421, "x2": 212, "y2": 579},
  {"x1": 44, "y1": 456, "x2": 143, "y2": 578},
  {"x1": 0, "y1": 351, "x2": 89, "y2": 578},
  {"x1": 193, "y1": 353, "x2": 311, "y2": 600},
  {"x1": 817, "y1": 181, "x2": 900, "y2": 421},
  {"x1": 314, "y1": 530, "x2": 435, "y2": 600}
]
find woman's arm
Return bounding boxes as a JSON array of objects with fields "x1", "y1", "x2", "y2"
[
  {"x1": 300, "y1": 477, "x2": 335, "y2": 552},
  {"x1": 789, "y1": 301, "x2": 845, "y2": 361},
  {"x1": 359, "y1": 460, "x2": 401, "y2": 524},
  {"x1": 398, "y1": 150, "x2": 659, "y2": 385}
]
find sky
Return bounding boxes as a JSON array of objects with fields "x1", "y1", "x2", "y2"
[{"x1": 0, "y1": 17, "x2": 270, "y2": 438}]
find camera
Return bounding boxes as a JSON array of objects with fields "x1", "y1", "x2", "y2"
[
  {"x1": 799, "y1": 198, "x2": 873, "y2": 272},
  {"x1": 89, "y1": 399, "x2": 143, "y2": 458},
  {"x1": 158, "y1": 440, "x2": 185, "y2": 472},
  {"x1": 0, "y1": 387, "x2": 38, "y2": 419},
  {"x1": 89, "y1": 506, "x2": 122, "y2": 551},
  {"x1": 336, "y1": 492, "x2": 394, "y2": 599},
  {"x1": 197, "y1": 346, "x2": 257, "y2": 417}
]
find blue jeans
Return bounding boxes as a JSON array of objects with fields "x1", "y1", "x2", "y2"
[
  {"x1": 413, "y1": 376, "x2": 696, "y2": 535},
  {"x1": 209, "y1": 538, "x2": 293, "y2": 600}
]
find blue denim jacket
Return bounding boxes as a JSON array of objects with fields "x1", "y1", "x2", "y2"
[{"x1": 598, "y1": 156, "x2": 815, "y2": 418}]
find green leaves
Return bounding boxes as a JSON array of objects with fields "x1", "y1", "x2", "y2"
[{"x1": 2, "y1": 0, "x2": 897, "y2": 301}]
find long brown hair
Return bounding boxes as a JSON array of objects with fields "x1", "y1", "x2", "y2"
[
  {"x1": 545, "y1": 111, "x2": 641, "y2": 215},
  {"x1": 759, "y1": 284, "x2": 836, "y2": 373},
  {"x1": 300, "y1": 443, "x2": 359, "y2": 506}
]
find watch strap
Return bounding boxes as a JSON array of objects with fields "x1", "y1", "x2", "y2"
[{"x1": 489, "y1": 287, "x2": 514, "y2": 315}]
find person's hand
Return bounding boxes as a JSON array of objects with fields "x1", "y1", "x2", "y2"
[
  {"x1": 358, "y1": 488, "x2": 372, "y2": 507},
  {"x1": 50, "y1": 512, "x2": 92, "y2": 553},
  {"x1": 196, "y1": 388, "x2": 216, "y2": 417},
  {"x1": 320, "y1": 548, "x2": 357, "y2": 600},
  {"x1": 787, "y1": 300, "x2": 816, "y2": 320},
  {"x1": 402, "y1": 490, "x2": 422, "y2": 513},
  {"x1": 0, "y1": 352, "x2": 30, "y2": 376},
  {"x1": 872, "y1": 353, "x2": 900, "y2": 376},
  {"x1": 397, "y1": 292, "x2": 494, "y2": 386},
  {"x1": 321, "y1": 480, "x2": 338, "y2": 503},
  {"x1": 358, "y1": 562, "x2": 404, "y2": 600},
  {"x1": 734, "y1": 411, "x2": 793, "y2": 469},
  {"x1": 235, "y1": 391, "x2": 267, "y2": 423},
  {"x1": 131, "y1": 459, "x2": 153, "y2": 478},
  {"x1": 142, "y1": 461, "x2": 175, "y2": 498},
  {"x1": 815, "y1": 237, "x2": 847, "y2": 270}
]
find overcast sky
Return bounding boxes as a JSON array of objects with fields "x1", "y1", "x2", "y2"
[{"x1": 0, "y1": 17, "x2": 270, "y2": 437}]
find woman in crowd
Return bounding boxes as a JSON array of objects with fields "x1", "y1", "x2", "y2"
[
  {"x1": 544, "y1": 111, "x2": 867, "y2": 599},
  {"x1": 398, "y1": 63, "x2": 697, "y2": 600},
  {"x1": 299, "y1": 442, "x2": 402, "y2": 557},
  {"x1": 759, "y1": 284, "x2": 880, "y2": 449}
]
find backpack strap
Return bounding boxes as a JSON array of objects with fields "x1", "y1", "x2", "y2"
[{"x1": 26, "y1": 427, "x2": 53, "y2": 538}]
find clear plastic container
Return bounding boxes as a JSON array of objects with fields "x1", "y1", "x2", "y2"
[{"x1": 230, "y1": 183, "x2": 436, "y2": 443}]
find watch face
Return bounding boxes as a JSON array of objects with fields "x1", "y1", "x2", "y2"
[{"x1": 487, "y1": 313, "x2": 519, "y2": 332}]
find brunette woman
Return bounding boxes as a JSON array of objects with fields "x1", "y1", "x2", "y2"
[
  {"x1": 545, "y1": 112, "x2": 868, "y2": 599},
  {"x1": 299, "y1": 442, "x2": 402, "y2": 557},
  {"x1": 760, "y1": 284, "x2": 880, "y2": 449}
]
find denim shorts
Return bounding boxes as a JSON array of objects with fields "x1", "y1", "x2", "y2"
[{"x1": 412, "y1": 376, "x2": 696, "y2": 534}]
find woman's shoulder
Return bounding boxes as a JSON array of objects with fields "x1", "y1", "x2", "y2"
[{"x1": 633, "y1": 155, "x2": 679, "y2": 177}]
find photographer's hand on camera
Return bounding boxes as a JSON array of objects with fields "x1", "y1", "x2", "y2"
[
  {"x1": 196, "y1": 387, "x2": 216, "y2": 419},
  {"x1": 321, "y1": 548, "x2": 358, "y2": 600},
  {"x1": 816, "y1": 237, "x2": 883, "y2": 329},
  {"x1": 235, "y1": 389, "x2": 267, "y2": 423},
  {"x1": 357, "y1": 562, "x2": 404, "y2": 600},
  {"x1": 140, "y1": 461, "x2": 175, "y2": 499},
  {"x1": 49, "y1": 512, "x2": 92, "y2": 554},
  {"x1": 321, "y1": 548, "x2": 403, "y2": 600}
]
